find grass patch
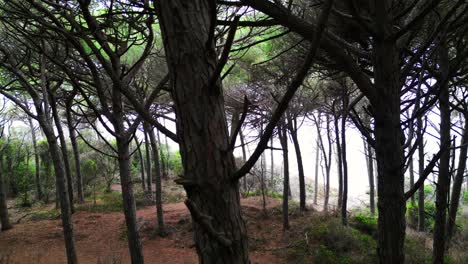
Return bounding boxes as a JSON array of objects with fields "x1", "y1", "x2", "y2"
[
  {"x1": 30, "y1": 209, "x2": 60, "y2": 221},
  {"x1": 77, "y1": 192, "x2": 123, "y2": 213},
  {"x1": 242, "y1": 190, "x2": 283, "y2": 199}
]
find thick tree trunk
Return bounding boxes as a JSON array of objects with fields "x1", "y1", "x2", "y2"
[
  {"x1": 50, "y1": 97, "x2": 74, "y2": 211},
  {"x1": 288, "y1": 116, "x2": 306, "y2": 212},
  {"x1": 0, "y1": 153, "x2": 12, "y2": 231},
  {"x1": 28, "y1": 116, "x2": 42, "y2": 201},
  {"x1": 278, "y1": 125, "x2": 289, "y2": 230},
  {"x1": 144, "y1": 127, "x2": 152, "y2": 194},
  {"x1": 158, "y1": 1, "x2": 249, "y2": 262},
  {"x1": 66, "y1": 106, "x2": 84, "y2": 203},
  {"x1": 373, "y1": 39, "x2": 406, "y2": 264},
  {"x1": 41, "y1": 120, "x2": 77, "y2": 264},
  {"x1": 446, "y1": 113, "x2": 468, "y2": 245},
  {"x1": 433, "y1": 46, "x2": 451, "y2": 264},
  {"x1": 147, "y1": 126, "x2": 165, "y2": 235}
]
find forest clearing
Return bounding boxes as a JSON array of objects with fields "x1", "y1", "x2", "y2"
[{"x1": 0, "y1": 1, "x2": 468, "y2": 263}]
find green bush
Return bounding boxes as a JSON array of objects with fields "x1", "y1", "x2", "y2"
[
  {"x1": 168, "y1": 151, "x2": 183, "y2": 176},
  {"x1": 463, "y1": 191, "x2": 468, "y2": 203},
  {"x1": 406, "y1": 202, "x2": 436, "y2": 232},
  {"x1": 77, "y1": 191, "x2": 123, "y2": 212},
  {"x1": 30, "y1": 209, "x2": 60, "y2": 221},
  {"x1": 351, "y1": 214, "x2": 378, "y2": 239}
]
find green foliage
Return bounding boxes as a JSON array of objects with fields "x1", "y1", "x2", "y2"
[
  {"x1": 404, "y1": 235, "x2": 431, "y2": 264},
  {"x1": 407, "y1": 201, "x2": 436, "y2": 232},
  {"x1": 424, "y1": 185, "x2": 434, "y2": 197},
  {"x1": 350, "y1": 214, "x2": 378, "y2": 239},
  {"x1": 168, "y1": 151, "x2": 183, "y2": 176},
  {"x1": 15, "y1": 161, "x2": 35, "y2": 206},
  {"x1": 464, "y1": 191, "x2": 468, "y2": 203},
  {"x1": 242, "y1": 190, "x2": 283, "y2": 199},
  {"x1": 30, "y1": 209, "x2": 60, "y2": 221},
  {"x1": 77, "y1": 191, "x2": 123, "y2": 213}
]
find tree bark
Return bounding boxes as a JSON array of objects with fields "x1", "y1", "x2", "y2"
[
  {"x1": 50, "y1": 95, "x2": 74, "y2": 212},
  {"x1": 341, "y1": 100, "x2": 349, "y2": 225},
  {"x1": 40, "y1": 118, "x2": 78, "y2": 264},
  {"x1": 158, "y1": 1, "x2": 249, "y2": 262},
  {"x1": 28, "y1": 115, "x2": 42, "y2": 201},
  {"x1": 446, "y1": 113, "x2": 468, "y2": 245},
  {"x1": 363, "y1": 138, "x2": 375, "y2": 215},
  {"x1": 417, "y1": 106, "x2": 426, "y2": 231},
  {"x1": 144, "y1": 126, "x2": 152, "y2": 194},
  {"x1": 432, "y1": 45, "x2": 451, "y2": 264},
  {"x1": 373, "y1": 34, "x2": 406, "y2": 264},
  {"x1": 278, "y1": 124, "x2": 289, "y2": 230},
  {"x1": 135, "y1": 135, "x2": 146, "y2": 191},
  {"x1": 66, "y1": 104, "x2": 84, "y2": 203},
  {"x1": 288, "y1": 115, "x2": 306, "y2": 212},
  {"x1": 0, "y1": 153, "x2": 12, "y2": 231},
  {"x1": 147, "y1": 125, "x2": 165, "y2": 235},
  {"x1": 333, "y1": 109, "x2": 343, "y2": 208},
  {"x1": 239, "y1": 129, "x2": 248, "y2": 192}
]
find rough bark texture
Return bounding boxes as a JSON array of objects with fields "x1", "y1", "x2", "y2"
[
  {"x1": 66, "y1": 106, "x2": 84, "y2": 203},
  {"x1": 446, "y1": 113, "x2": 468, "y2": 245},
  {"x1": 40, "y1": 119, "x2": 77, "y2": 264},
  {"x1": 288, "y1": 116, "x2": 306, "y2": 211},
  {"x1": 158, "y1": 1, "x2": 249, "y2": 262},
  {"x1": 278, "y1": 125, "x2": 289, "y2": 230},
  {"x1": 107, "y1": 81, "x2": 144, "y2": 264},
  {"x1": 432, "y1": 46, "x2": 450, "y2": 264},
  {"x1": 0, "y1": 153, "x2": 12, "y2": 231},
  {"x1": 373, "y1": 35, "x2": 406, "y2": 264},
  {"x1": 148, "y1": 126, "x2": 165, "y2": 235}
]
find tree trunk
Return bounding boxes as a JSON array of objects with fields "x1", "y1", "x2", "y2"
[
  {"x1": 28, "y1": 115, "x2": 42, "y2": 201},
  {"x1": 156, "y1": 128, "x2": 168, "y2": 180},
  {"x1": 278, "y1": 124, "x2": 289, "y2": 230},
  {"x1": 50, "y1": 96, "x2": 74, "y2": 212},
  {"x1": 341, "y1": 105, "x2": 349, "y2": 225},
  {"x1": 66, "y1": 106, "x2": 84, "y2": 203},
  {"x1": 373, "y1": 37, "x2": 406, "y2": 264},
  {"x1": 363, "y1": 138, "x2": 375, "y2": 215},
  {"x1": 417, "y1": 105, "x2": 426, "y2": 231},
  {"x1": 41, "y1": 119, "x2": 77, "y2": 264},
  {"x1": 270, "y1": 136, "x2": 274, "y2": 189},
  {"x1": 239, "y1": 129, "x2": 248, "y2": 192},
  {"x1": 144, "y1": 126, "x2": 152, "y2": 194},
  {"x1": 147, "y1": 125, "x2": 165, "y2": 235},
  {"x1": 288, "y1": 116, "x2": 306, "y2": 212},
  {"x1": 314, "y1": 139, "x2": 320, "y2": 205},
  {"x1": 113, "y1": 90, "x2": 144, "y2": 264},
  {"x1": 334, "y1": 111, "x2": 343, "y2": 208},
  {"x1": 136, "y1": 135, "x2": 146, "y2": 191},
  {"x1": 432, "y1": 45, "x2": 451, "y2": 264},
  {"x1": 158, "y1": 1, "x2": 249, "y2": 262},
  {"x1": 446, "y1": 113, "x2": 468, "y2": 245},
  {"x1": 0, "y1": 153, "x2": 12, "y2": 231}
]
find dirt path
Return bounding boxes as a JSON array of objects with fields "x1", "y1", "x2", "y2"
[{"x1": 0, "y1": 197, "x2": 283, "y2": 264}]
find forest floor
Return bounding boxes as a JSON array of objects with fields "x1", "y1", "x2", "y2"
[{"x1": 0, "y1": 193, "x2": 308, "y2": 264}]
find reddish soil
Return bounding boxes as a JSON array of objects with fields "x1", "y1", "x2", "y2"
[{"x1": 0, "y1": 197, "x2": 286, "y2": 264}]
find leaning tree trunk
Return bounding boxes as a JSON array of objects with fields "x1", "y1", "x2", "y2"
[
  {"x1": 148, "y1": 126, "x2": 165, "y2": 235},
  {"x1": 0, "y1": 153, "x2": 12, "y2": 231},
  {"x1": 433, "y1": 45, "x2": 451, "y2": 264},
  {"x1": 135, "y1": 136, "x2": 146, "y2": 191},
  {"x1": 113, "y1": 90, "x2": 144, "y2": 264},
  {"x1": 158, "y1": 1, "x2": 249, "y2": 262},
  {"x1": 373, "y1": 37, "x2": 406, "y2": 264},
  {"x1": 40, "y1": 118, "x2": 77, "y2": 264},
  {"x1": 66, "y1": 106, "x2": 84, "y2": 203},
  {"x1": 288, "y1": 116, "x2": 306, "y2": 212},
  {"x1": 28, "y1": 116, "x2": 42, "y2": 201},
  {"x1": 50, "y1": 96, "x2": 74, "y2": 212},
  {"x1": 446, "y1": 113, "x2": 468, "y2": 245},
  {"x1": 278, "y1": 124, "x2": 289, "y2": 230}
]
